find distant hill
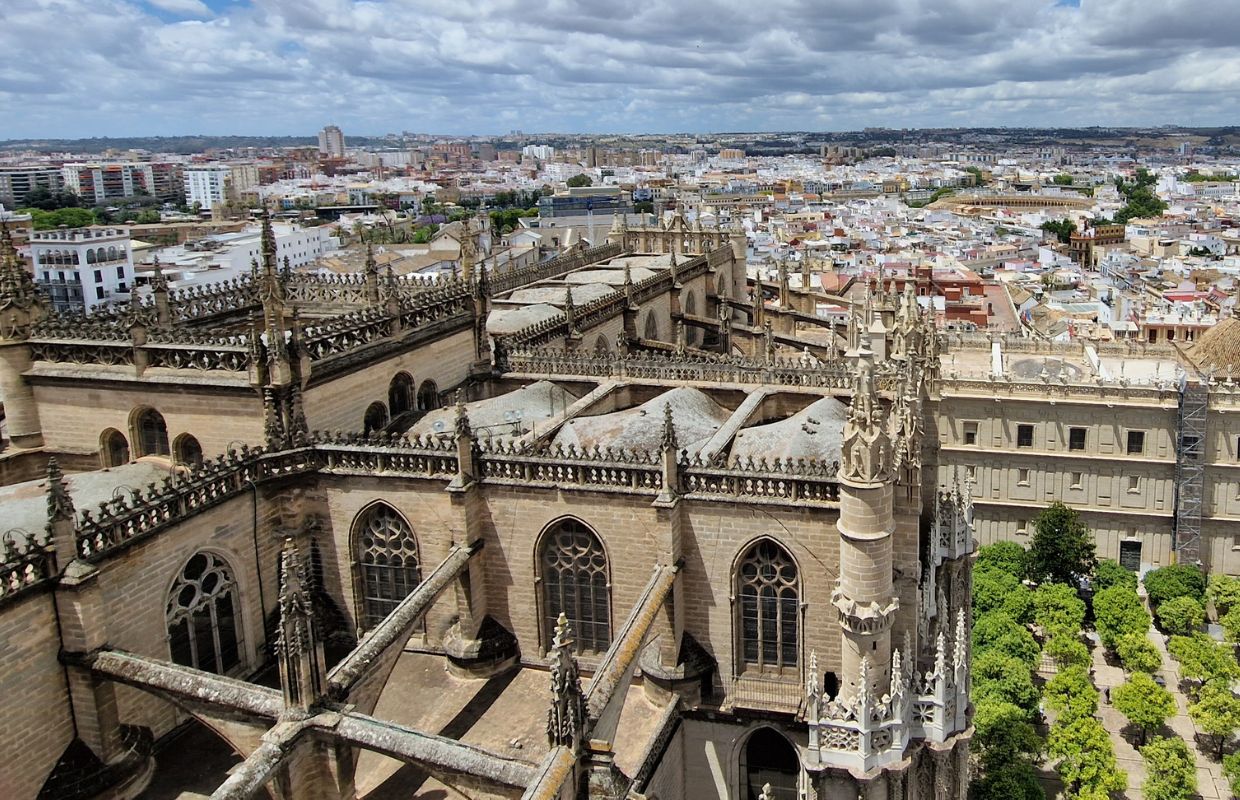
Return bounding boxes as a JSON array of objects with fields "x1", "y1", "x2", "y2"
[{"x1": 0, "y1": 135, "x2": 389, "y2": 154}]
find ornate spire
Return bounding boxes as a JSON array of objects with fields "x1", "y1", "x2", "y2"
[
  {"x1": 564, "y1": 285, "x2": 576, "y2": 332},
  {"x1": 275, "y1": 537, "x2": 326, "y2": 712},
  {"x1": 660, "y1": 402, "x2": 677, "y2": 452},
  {"x1": 669, "y1": 250, "x2": 679, "y2": 284},
  {"x1": 260, "y1": 209, "x2": 277, "y2": 274},
  {"x1": 546, "y1": 612, "x2": 586, "y2": 750},
  {"x1": 841, "y1": 331, "x2": 891, "y2": 485},
  {"x1": 0, "y1": 219, "x2": 41, "y2": 316},
  {"x1": 45, "y1": 457, "x2": 75, "y2": 525},
  {"x1": 623, "y1": 261, "x2": 634, "y2": 307}
]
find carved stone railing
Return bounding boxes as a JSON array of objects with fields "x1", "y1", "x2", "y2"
[
  {"x1": 490, "y1": 242, "x2": 623, "y2": 296},
  {"x1": 29, "y1": 323, "x2": 253, "y2": 372},
  {"x1": 167, "y1": 276, "x2": 259, "y2": 323},
  {"x1": 316, "y1": 433, "x2": 459, "y2": 478},
  {"x1": 302, "y1": 280, "x2": 472, "y2": 362},
  {"x1": 499, "y1": 347, "x2": 903, "y2": 392},
  {"x1": 940, "y1": 374, "x2": 1181, "y2": 403},
  {"x1": 682, "y1": 454, "x2": 841, "y2": 506},
  {"x1": 74, "y1": 447, "x2": 318, "y2": 560},
  {"x1": 0, "y1": 529, "x2": 57, "y2": 606},
  {"x1": 477, "y1": 438, "x2": 663, "y2": 494}
]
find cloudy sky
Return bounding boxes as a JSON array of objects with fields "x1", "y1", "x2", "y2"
[{"x1": 2, "y1": 0, "x2": 1238, "y2": 139}]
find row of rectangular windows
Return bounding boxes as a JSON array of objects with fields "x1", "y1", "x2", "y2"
[{"x1": 964, "y1": 422, "x2": 1147, "y2": 454}]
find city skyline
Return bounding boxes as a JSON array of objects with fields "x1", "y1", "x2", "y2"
[{"x1": 4, "y1": 0, "x2": 1239, "y2": 140}]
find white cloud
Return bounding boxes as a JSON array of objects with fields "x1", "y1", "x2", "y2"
[
  {"x1": 0, "y1": 0, "x2": 1238, "y2": 138},
  {"x1": 146, "y1": 0, "x2": 213, "y2": 18}
]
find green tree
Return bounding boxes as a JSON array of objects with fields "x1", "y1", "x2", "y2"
[
  {"x1": 1093, "y1": 559, "x2": 1137, "y2": 592},
  {"x1": 1222, "y1": 751, "x2": 1240, "y2": 798},
  {"x1": 566, "y1": 174, "x2": 593, "y2": 188},
  {"x1": 21, "y1": 206, "x2": 96, "y2": 230},
  {"x1": 974, "y1": 569, "x2": 1034, "y2": 622},
  {"x1": 1052, "y1": 174, "x2": 1074, "y2": 185},
  {"x1": 968, "y1": 761, "x2": 1045, "y2": 800},
  {"x1": 1044, "y1": 665, "x2": 1099, "y2": 723},
  {"x1": 1093, "y1": 585, "x2": 1151, "y2": 648},
  {"x1": 1114, "y1": 632, "x2": 1161, "y2": 673},
  {"x1": 1034, "y1": 582, "x2": 1087, "y2": 635},
  {"x1": 1112, "y1": 672, "x2": 1176, "y2": 744},
  {"x1": 1139, "y1": 737, "x2": 1196, "y2": 800},
  {"x1": 1044, "y1": 632, "x2": 1091, "y2": 669},
  {"x1": 1221, "y1": 604, "x2": 1240, "y2": 643},
  {"x1": 973, "y1": 612, "x2": 1040, "y2": 667},
  {"x1": 1188, "y1": 682, "x2": 1240, "y2": 758},
  {"x1": 1047, "y1": 715, "x2": 1127, "y2": 799},
  {"x1": 978, "y1": 541, "x2": 1028, "y2": 578},
  {"x1": 1040, "y1": 218, "x2": 1076, "y2": 244},
  {"x1": 1155, "y1": 595, "x2": 1204, "y2": 636},
  {"x1": 1025, "y1": 502, "x2": 1096, "y2": 584},
  {"x1": 974, "y1": 699, "x2": 1044, "y2": 767},
  {"x1": 134, "y1": 209, "x2": 162, "y2": 225},
  {"x1": 23, "y1": 187, "x2": 82, "y2": 210},
  {"x1": 1143, "y1": 565, "x2": 1206, "y2": 609},
  {"x1": 973, "y1": 650, "x2": 1040, "y2": 717},
  {"x1": 1207, "y1": 574, "x2": 1240, "y2": 616},
  {"x1": 1168, "y1": 633, "x2": 1240, "y2": 687}
]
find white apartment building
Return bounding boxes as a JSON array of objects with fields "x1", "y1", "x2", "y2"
[
  {"x1": 182, "y1": 163, "x2": 258, "y2": 211},
  {"x1": 30, "y1": 226, "x2": 133, "y2": 313},
  {"x1": 184, "y1": 165, "x2": 233, "y2": 210},
  {"x1": 141, "y1": 223, "x2": 337, "y2": 286},
  {"x1": 521, "y1": 144, "x2": 555, "y2": 161}
]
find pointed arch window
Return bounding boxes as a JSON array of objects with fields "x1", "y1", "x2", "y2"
[
  {"x1": 167, "y1": 552, "x2": 243, "y2": 674},
  {"x1": 134, "y1": 408, "x2": 169, "y2": 457},
  {"x1": 354, "y1": 503, "x2": 421, "y2": 629},
  {"x1": 389, "y1": 372, "x2": 414, "y2": 418},
  {"x1": 101, "y1": 428, "x2": 129, "y2": 467},
  {"x1": 737, "y1": 539, "x2": 799, "y2": 671},
  {"x1": 540, "y1": 519, "x2": 610, "y2": 654}
]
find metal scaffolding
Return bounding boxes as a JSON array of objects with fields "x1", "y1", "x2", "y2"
[{"x1": 1173, "y1": 379, "x2": 1207, "y2": 566}]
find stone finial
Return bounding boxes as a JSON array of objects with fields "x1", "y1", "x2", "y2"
[
  {"x1": 759, "y1": 784, "x2": 774, "y2": 800},
  {"x1": 659, "y1": 402, "x2": 677, "y2": 452},
  {"x1": 669, "y1": 250, "x2": 679, "y2": 283},
  {"x1": 564, "y1": 285, "x2": 576, "y2": 331},
  {"x1": 149, "y1": 255, "x2": 168, "y2": 293},
  {"x1": 364, "y1": 244, "x2": 377, "y2": 276},
  {"x1": 45, "y1": 457, "x2": 75, "y2": 524},
  {"x1": 546, "y1": 612, "x2": 586, "y2": 750},
  {"x1": 454, "y1": 394, "x2": 471, "y2": 440},
  {"x1": 475, "y1": 259, "x2": 490, "y2": 301},
  {"x1": 807, "y1": 650, "x2": 820, "y2": 703},
  {"x1": 623, "y1": 262, "x2": 634, "y2": 306}
]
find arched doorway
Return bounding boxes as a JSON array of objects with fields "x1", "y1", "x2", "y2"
[{"x1": 741, "y1": 727, "x2": 799, "y2": 800}]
